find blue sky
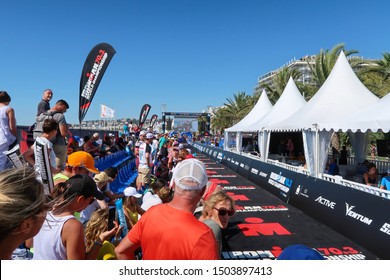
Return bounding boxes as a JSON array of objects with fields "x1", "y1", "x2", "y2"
[{"x1": 1, "y1": 0, "x2": 389, "y2": 125}]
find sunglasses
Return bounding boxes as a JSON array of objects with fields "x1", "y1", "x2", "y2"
[{"x1": 213, "y1": 207, "x2": 235, "y2": 216}]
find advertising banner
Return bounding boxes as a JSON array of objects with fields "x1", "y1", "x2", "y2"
[
  {"x1": 79, "y1": 43, "x2": 116, "y2": 123},
  {"x1": 138, "y1": 104, "x2": 151, "y2": 129}
]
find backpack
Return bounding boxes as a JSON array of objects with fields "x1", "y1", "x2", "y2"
[{"x1": 33, "y1": 111, "x2": 60, "y2": 139}]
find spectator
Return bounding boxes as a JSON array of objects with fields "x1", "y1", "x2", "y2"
[
  {"x1": 67, "y1": 136, "x2": 81, "y2": 155},
  {"x1": 325, "y1": 157, "x2": 339, "y2": 176},
  {"x1": 286, "y1": 137, "x2": 294, "y2": 157},
  {"x1": 36, "y1": 89, "x2": 53, "y2": 116},
  {"x1": 159, "y1": 141, "x2": 169, "y2": 159},
  {"x1": 123, "y1": 187, "x2": 142, "y2": 229},
  {"x1": 102, "y1": 167, "x2": 125, "y2": 206},
  {"x1": 0, "y1": 91, "x2": 17, "y2": 171},
  {"x1": 0, "y1": 167, "x2": 48, "y2": 260},
  {"x1": 136, "y1": 132, "x2": 153, "y2": 193},
  {"x1": 363, "y1": 162, "x2": 378, "y2": 187},
  {"x1": 84, "y1": 208, "x2": 123, "y2": 260},
  {"x1": 52, "y1": 151, "x2": 100, "y2": 187},
  {"x1": 116, "y1": 133, "x2": 127, "y2": 150},
  {"x1": 80, "y1": 172, "x2": 112, "y2": 225},
  {"x1": 123, "y1": 122, "x2": 130, "y2": 141},
  {"x1": 34, "y1": 99, "x2": 70, "y2": 170},
  {"x1": 139, "y1": 178, "x2": 167, "y2": 213},
  {"x1": 30, "y1": 174, "x2": 117, "y2": 260},
  {"x1": 199, "y1": 190, "x2": 235, "y2": 257},
  {"x1": 115, "y1": 158, "x2": 218, "y2": 260},
  {"x1": 154, "y1": 156, "x2": 170, "y2": 181},
  {"x1": 22, "y1": 118, "x2": 61, "y2": 184},
  {"x1": 379, "y1": 169, "x2": 390, "y2": 191},
  {"x1": 83, "y1": 135, "x2": 99, "y2": 157},
  {"x1": 339, "y1": 145, "x2": 349, "y2": 165}
]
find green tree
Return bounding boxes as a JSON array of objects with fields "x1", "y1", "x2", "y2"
[
  {"x1": 223, "y1": 92, "x2": 253, "y2": 124},
  {"x1": 211, "y1": 91, "x2": 253, "y2": 133},
  {"x1": 359, "y1": 52, "x2": 390, "y2": 97},
  {"x1": 308, "y1": 43, "x2": 363, "y2": 90}
]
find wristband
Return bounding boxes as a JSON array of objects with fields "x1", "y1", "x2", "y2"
[{"x1": 94, "y1": 241, "x2": 103, "y2": 247}]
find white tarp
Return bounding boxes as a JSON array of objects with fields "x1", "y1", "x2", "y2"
[
  {"x1": 238, "y1": 77, "x2": 307, "y2": 160},
  {"x1": 267, "y1": 52, "x2": 379, "y2": 132},
  {"x1": 318, "y1": 92, "x2": 390, "y2": 133},
  {"x1": 243, "y1": 77, "x2": 307, "y2": 132},
  {"x1": 266, "y1": 52, "x2": 379, "y2": 175},
  {"x1": 225, "y1": 89, "x2": 272, "y2": 152},
  {"x1": 225, "y1": 89, "x2": 273, "y2": 132}
]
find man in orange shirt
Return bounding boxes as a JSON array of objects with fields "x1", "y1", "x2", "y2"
[{"x1": 115, "y1": 158, "x2": 218, "y2": 260}]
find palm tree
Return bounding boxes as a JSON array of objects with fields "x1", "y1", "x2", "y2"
[
  {"x1": 223, "y1": 91, "x2": 253, "y2": 124},
  {"x1": 211, "y1": 107, "x2": 233, "y2": 134},
  {"x1": 308, "y1": 43, "x2": 363, "y2": 89},
  {"x1": 210, "y1": 91, "x2": 254, "y2": 133},
  {"x1": 371, "y1": 52, "x2": 390, "y2": 80},
  {"x1": 358, "y1": 52, "x2": 390, "y2": 97}
]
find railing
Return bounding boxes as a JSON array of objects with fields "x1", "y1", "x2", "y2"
[
  {"x1": 319, "y1": 172, "x2": 390, "y2": 200},
  {"x1": 232, "y1": 148, "x2": 390, "y2": 200},
  {"x1": 340, "y1": 178, "x2": 390, "y2": 200},
  {"x1": 331, "y1": 155, "x2": 390, "y2": 174},
  {"x1": 267, "y1": 159, "x2": 306, "y2": 173}
]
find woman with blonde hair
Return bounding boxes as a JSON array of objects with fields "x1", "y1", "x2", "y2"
[
  {"x1": 0, "y1": 167, "x2": 49, "y2": 260},
  {"x1": 199, "y1": 190, "x2": 235, "y2": 257},
  {"x1": 85, "y1": 208, "x2": 123, "y2": 260}
]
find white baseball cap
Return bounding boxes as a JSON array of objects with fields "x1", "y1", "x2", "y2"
[
  {"x1": 146, "y1": 133, "x2": 154, "y2": 139},
  {"x1": 172, "y1": 158, "x2": 208, "y2": 190},
  {"x1": 124, "y1": 187, "x2": 142, "y2": 198}
]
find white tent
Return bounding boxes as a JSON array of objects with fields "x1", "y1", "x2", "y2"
[
  {"x1": 319, "y1": 92, "x2": 390, "y2": 133},
  {"x1": 266, "y1": 51, "x2": 379, "y2": 175},
  {"x1": 224, "y1": 89, "x2": 272, "y2": 151},
  {"x1": 241, "y1": 77, "x2": 307, "y2": 160}
]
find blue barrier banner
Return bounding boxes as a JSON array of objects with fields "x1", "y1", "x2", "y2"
[{"x1": 290, "y1": 173, "x2": 390, "y2": 259}]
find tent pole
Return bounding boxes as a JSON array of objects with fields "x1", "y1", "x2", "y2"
[{"x1": 315, "y1": 125, "x2": 319, "y2": 178}]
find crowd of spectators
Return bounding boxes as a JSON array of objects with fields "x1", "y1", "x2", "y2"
[{"x1": 0, "y1": 89, "x2": 236, "y2": 260}]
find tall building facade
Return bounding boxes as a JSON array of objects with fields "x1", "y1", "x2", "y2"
[{"x1": 254, "y1": 55, "x2": 316, "y2": 96}]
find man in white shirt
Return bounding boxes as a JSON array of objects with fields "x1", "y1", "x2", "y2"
[{"x1": 136, "y1": 133, "x2": 153, "y2": 193}]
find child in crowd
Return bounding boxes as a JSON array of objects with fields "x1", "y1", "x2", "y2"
[
  {"x1": 123, "y1": 187, "x2": 142, "y2": 230},
  {"x1": 84, "y1": 208, "x2": 123, "y2": 260},
  {"x1": 28, "y1": 174, "x2": 118, "y2": 260},
  {"x1": 23, "y1": 118, "x2": 61, "y2": 178}
]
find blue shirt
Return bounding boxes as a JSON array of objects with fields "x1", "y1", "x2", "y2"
[{"x1": 380, "y1": 176, "x2": 390, "y2": 190}]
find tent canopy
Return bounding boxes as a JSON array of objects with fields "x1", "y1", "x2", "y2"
[
  {"x1": 225, "y1": 89, "x2": 273, "y2": 132},
  {"x1": 318, "y1": 92, "x2": 390, "y2": 133},
  {"x1": 266, "y1": 51, "x2": 379, "y2": 132},
  {"x1": 242, "y1": 77, "x2": 307, "y2": 132}
]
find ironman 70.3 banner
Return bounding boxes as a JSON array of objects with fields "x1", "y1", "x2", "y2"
[
  {"x1": 138, "y1": 104, "x2": 151, "y2": 129},
  {"x1": 79, "y1": 43, "x2": 116, "y2": 123}
]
